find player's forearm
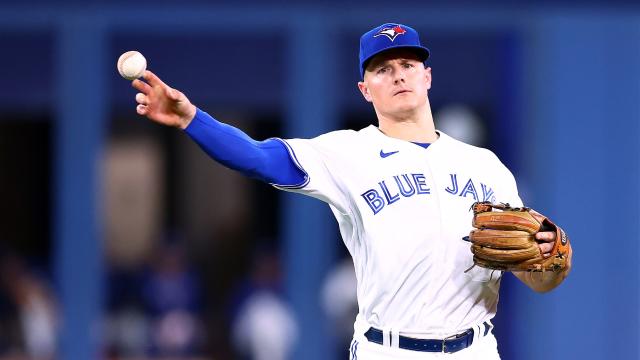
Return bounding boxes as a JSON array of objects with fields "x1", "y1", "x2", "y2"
[
  {"x1": 513, "y1": 265, "x2": 571, "y2": 293},
  {"x1": 183, "y1": 108, "x2": 305, "y2": 185}
]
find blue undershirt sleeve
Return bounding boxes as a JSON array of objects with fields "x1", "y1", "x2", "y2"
[{"x1": 183, "y1": 108, "x2": 306, "y2": 187}]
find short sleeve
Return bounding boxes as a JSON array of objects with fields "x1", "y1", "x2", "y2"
[{"x1": 271, "y1": 135, "x2": 350, "y2": 215}]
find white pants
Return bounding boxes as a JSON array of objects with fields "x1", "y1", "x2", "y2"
[{"x1": 348, "y1": 332, "x2": 500, "y2": 360}]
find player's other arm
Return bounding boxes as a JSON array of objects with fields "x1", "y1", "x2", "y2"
[
  {"x1": 496, "y1": 163, "x2": 572, "y2": 293},
  {"x1": 513, "y1": 232, "x2": 573, "y2": 293},
  {"x1": 131, "y1": 70, "x2": 305, "y2": 186}
]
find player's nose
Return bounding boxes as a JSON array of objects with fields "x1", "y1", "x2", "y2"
[
  {"x1": 393, "y1": 67, "x2": 406, "y2": 84},
  {"x1": 393, "y1": 75, "x2": 406, "y2": 84}
]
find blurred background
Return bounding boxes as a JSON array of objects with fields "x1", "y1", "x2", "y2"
[{"x1": 0, "y1": 1, "x2": 638, "y2": 360}]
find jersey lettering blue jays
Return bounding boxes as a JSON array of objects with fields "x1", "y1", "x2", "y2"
[{"x1": 360, "y1": 172, "x2": 498, "y2": 215}]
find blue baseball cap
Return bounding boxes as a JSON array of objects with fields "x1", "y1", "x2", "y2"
[{"x1": 359, "y1": 23, "x2": 430, "y2": 78}]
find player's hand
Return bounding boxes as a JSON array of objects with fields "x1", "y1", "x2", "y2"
[
  {"x1": 131, "y1": 70, "x2": 196, "y2": 129},
  {"x1": 535, "y1": 231, "x2": 556, "y2": 258}
]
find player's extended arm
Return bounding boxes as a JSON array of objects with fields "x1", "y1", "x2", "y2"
[
  {"x1": 185, "y1": 109, "x2": 306, "y2": 185},
  {"x1": 131, "y1": 70, "x2": 306, "y2": 186},
  {"x1": 513, "y1": 231, "x2": 573, "y2": 292}
]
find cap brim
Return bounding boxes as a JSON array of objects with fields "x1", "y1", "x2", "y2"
[{"x1": 361, "y1": 45, "x2": 430, "y2": 76}]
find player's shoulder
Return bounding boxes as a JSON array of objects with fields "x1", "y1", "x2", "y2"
[
  {"x1": 301, "y1": 126, "x2": 375, "y2": 147},
  {"x1": 441, "y1": 131, "x2": 516, "y2": 179},
  {"x1": 437, "y1": 131, "x2": 499, "y2": 161},
  {"x1": 314, "y1": 128, "x2": 361, "y2": 142},
  {"x1": 282, "y1": 128, "x2": 362, "y2": 156},
  {"x1": 304, "y1": 129, "x2": 361, "y2": 151},
  {"x1": 438, "y1": 132, "x2": 518, "y2": 195}
]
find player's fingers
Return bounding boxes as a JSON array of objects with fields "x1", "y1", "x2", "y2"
[
  {"x1": 135, "y1": 93, "x2": 148, "y2": 105},
  {"x1": 143, "y1": 70, "x2": 165, "y2": 87},
  {"x1": 539, "y1": 242, "x2": 554, "y2": 257},
  {"x1": 166, "y1": 87, "x2": 180, "y2": 101},
  {"x1": 132, "y1": 79, "x2": 152, "y2": 94},
  {"x1": 136, "y1": 104, "x2": 148, "y2": 115},
  {"x1": 535, "y1": 231, "x2": 555, "y2": 243}
]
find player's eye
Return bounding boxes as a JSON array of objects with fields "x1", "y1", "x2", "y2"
[
  {"x1": 377, "y1": 67, "x2": 388, "y2": 74},
  {"x1": 402, "y1": 63, "x2": 414, "y2": 69}
]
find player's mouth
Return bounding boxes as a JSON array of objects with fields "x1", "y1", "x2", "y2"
[{"x1": 393, "y1": 89, "x2": 411, "y2": 96}]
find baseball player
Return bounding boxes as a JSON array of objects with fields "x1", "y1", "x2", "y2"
[{"x1": 130, "y1": 23, "x2": 572, "y2": 359}]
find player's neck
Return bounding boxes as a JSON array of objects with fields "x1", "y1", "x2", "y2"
[{"x1": 377, "y1": 109, "x2": 438, "y2": 143}]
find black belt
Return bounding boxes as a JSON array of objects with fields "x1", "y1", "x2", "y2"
[{"x1": 364, "y1": 321, "x2": 491, "y2": 353}]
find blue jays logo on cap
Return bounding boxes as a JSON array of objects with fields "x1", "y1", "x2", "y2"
[
  {"x1": 373, "y1": 25, "x2": 407, "y2": 42},
  {"x1": 359, "y1": 23, "x2": 430, "y2": 78}
]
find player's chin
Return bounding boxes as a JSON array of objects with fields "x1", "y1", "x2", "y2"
[{"x1": 391, "y1": 101, "x2": 420, "y2": 114}]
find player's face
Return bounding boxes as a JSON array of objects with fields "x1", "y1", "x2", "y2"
[{"x1": 358, "y1": 49, "x2": 432, "y2": 118}]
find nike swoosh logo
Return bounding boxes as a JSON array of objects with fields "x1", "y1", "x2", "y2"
[{"x1": 379, "y1": 150, "x2": 399, "y2": 158}]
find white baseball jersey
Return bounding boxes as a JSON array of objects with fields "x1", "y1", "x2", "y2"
[{"x1": 274, "y1": 126, "x2": 522, "y2": 337}]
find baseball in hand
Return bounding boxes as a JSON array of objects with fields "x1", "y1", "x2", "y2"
[{"x1": 117, "y1": 51, "x2": 147, "y2": 80}]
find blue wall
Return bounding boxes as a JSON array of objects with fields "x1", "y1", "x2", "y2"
[{"x1": 518, "y1": 13, "x2": 640, "y2": 360}]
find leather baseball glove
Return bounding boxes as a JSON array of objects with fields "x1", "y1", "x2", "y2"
[{"x1": 466, "y1": 202, "x2": 571, "y2": 272}]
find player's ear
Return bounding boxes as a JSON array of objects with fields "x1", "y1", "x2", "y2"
[
  {"x1": 358, "y1": 81, "x2": 373, "y2": 103},
  {"x1": 425, "y1": 66, "x2": 432, "y2": 90}
]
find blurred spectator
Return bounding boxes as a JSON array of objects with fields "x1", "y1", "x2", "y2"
[
  {"x1": 104, "y1": 267, "x2": 150, "y2": 359},
  {"x1": 142, "y1": 240, "x2": 204, "y2": 357},
  {"x1": 0, "y1": 254, "x2": 58, "y2": 359},
  {"x1": 104, "y1": 236, "x2": 204, "y2": 359},
  {"x1": 104, "y1": 303, "x2": 150, "y2": 357},
  {"x1": 229, "y1": 248, "x2": 298, "y2": 360},
  {"x1": 104, "y1": 247, "x2": 152, "y2": 358},
  {"x1": 321, "y1": 256, "x2": 358, "y2": 358},
  {"x1": 434, "y1": 104, "x2": 488, "y2": 147}
]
